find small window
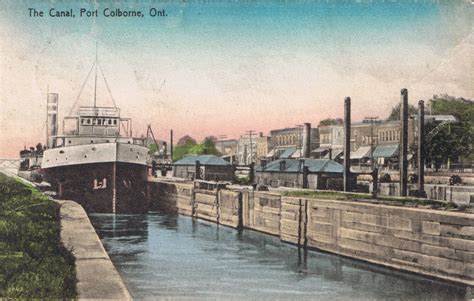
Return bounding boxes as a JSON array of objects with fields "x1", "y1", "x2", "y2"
[
  {"x1": 90, "y1": 140, "x2": 94, "y2": 143},
  {"x1": 113, "y1": 119, "x2": 117, "y2": 125},
  {"x1": 81, "y1": 119, "x2": 85, "y2": 125},
  {"x1": 108, "y1": 119, "x2": 112, "y2": 125},
  {"x1": 59, "y1": 150, "x2": 64, "y2": 154},
  {"x1": 68, "y1": 140, "x2": 72, "y2": 144},
  {"x1": 98, "y1": 119, "x2": 102, "y2": 125},
  {"x1": 87, "y1": 119, "x2": 91, "y2": 124},
  {"x1": 92, "y1": 147, "x2": 97, "y2": 151}
]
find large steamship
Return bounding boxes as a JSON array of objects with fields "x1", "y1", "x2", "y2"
[{"x1": 41, "y1": 58, "x2": 149, "y2": 213}]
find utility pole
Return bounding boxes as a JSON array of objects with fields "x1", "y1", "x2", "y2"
[
  {"x1": 364, "y1": 116, "x2": 379, "y2": 169},
  {"x1": 170, "y1": 129, "x2": 174, "y2": 161},
  {"x1": 245, "y1": 130, "x2": 255, "y2": 165},
  {"x1": 417, "y1": 100, "x2": 425, "y2": 197}
]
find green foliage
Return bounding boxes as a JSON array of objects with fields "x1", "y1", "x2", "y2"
[
  {"x1": 148, "y1": 143, "x2": 159, "y2": 155},
  {"x1": 235, "y1": 176, "x2": 250, "y2": 185},
  {"x1": 172, "y1": 136, "x2": 219, "y2": 161},
  {"x1": 0, "y1": 174, "x2": 76, "y2": 298},
  {"x1": 319, "y1": 118, "x2": 343, "y2": 126},
  {"x1": 425, "y1": 95, "x2": 474, "y2": 167},
  {"x1": 387, "y1": 103, "x2": 417, "y2": 121}
]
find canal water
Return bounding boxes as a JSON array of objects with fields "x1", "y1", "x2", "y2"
[{"x1": 89, "y1": 212, "x2": 467, "y2": 300}]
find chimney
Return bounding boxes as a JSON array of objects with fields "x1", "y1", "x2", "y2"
[
  {"x1": 46, "y1": 93, "x2": 59, "y2": 148},
  {"x1": 162, "y1": 141, "x2": 167, "y2": 157},
  {"x1": 302, "y1": 123, "x2": 311, "y2": 158}
]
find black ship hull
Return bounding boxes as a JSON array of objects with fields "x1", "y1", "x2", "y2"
[{"x1": 42, "y1": 162, "x2": 149, "y2": 213}]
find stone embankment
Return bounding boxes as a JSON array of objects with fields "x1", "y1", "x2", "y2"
[
  {"x1": 150, "y1": 179, "x2": 474, "y2": 287},
  {"x1": 57, "y1": 200, "x2": 132, "y2": 300}
]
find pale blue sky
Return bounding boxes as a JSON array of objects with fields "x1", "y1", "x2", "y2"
[{"x1": 1, "y1": 0, "x2": 472, "y2": 157}]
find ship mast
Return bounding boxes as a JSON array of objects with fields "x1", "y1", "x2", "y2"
[{"x1": 93, "y1": 42, "x2": 98, "y2": 108}]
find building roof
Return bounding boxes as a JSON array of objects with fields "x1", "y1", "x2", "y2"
[
  {"x1": 350, "y1": 146, "x2": 372, "y2": 159},
  {"x1": 257, "y1": 158, "x2": 343, "y2": 173},
  {"x1": 324, "y1": 149, "x2": 343, "y2": 160},
  {"x1": 312, "y1": 146, "x2": 330, "y2": 153},
  {"x1": 173, "y1": 155, "x2": 231, "y2": 166},
  {"x1": 290, "y1": 149, "x2": 302, "y2": 159},
  {"x1": 265, "y1": 149, "x2": 277, "y2": 158},
  {"x1": 280, "y1": 147, "x2": 296, "y2": 159},
  {"x1": 372, "y1": 145, "x2": 399, "y2": 158}
]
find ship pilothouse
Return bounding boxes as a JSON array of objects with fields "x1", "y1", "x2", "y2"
[{"x1": 41, "y1": 50, "x2": 150, "y2": 214}]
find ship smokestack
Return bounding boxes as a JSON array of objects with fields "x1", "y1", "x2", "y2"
[
  {"x1": 46, "y1": 93, "x2": 59, "y2": 148},
  {"x1": 302, "y1": 123, "x2": 311, "y2": 158}
]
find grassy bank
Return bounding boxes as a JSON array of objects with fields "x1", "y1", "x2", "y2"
[
  {"x1": 0, "y1": 173, "x2": 76, "y2": 298},
  {"x1": 281, "y1": 189, "x2": 458, "y2": 209}
]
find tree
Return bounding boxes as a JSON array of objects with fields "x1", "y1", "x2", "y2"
[
  {"x1": 387, "y1": 103, "x2": 417, "y2": 121},
  {"x1": 148, "y1": 143, "x2": 159, "y2": 155},
  {"x1": 319, "y1": 118, "x2": 343, "y2": 126},
  {"x1": 177, "y1": 135, "x2": 197, "y2": 146},
  {"x1": 172, "y1": 136, "x2": 220, "y2": 161},
  {"x1": 424, "y1": 95, "x2": 473, "y2": 169}
]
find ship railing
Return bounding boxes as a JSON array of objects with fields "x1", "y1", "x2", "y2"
[
  {"x1": 48, "y1": 136, "x2": 148, "y2": 149},
  {"x1": 77, "y1": 106, "x2": 120, "y2": 117}
]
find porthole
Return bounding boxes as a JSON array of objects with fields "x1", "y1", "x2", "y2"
[
  {"x1": 59, "y1": 150, "x2": 64, "y2": 154},
  {"x1": 92, "y1": 147, "x2": 97, "y2": 151},
  {"x1": 68, "y1": 140, "x2": 72, "y2": 144},
  {"x1": 90, "y1": 140, "x2": 94, "y2": 143},
  {"x1": 84, "y1": 155, "x2": 87, "y2": 158}
]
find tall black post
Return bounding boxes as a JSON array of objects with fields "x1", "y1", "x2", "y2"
[
  {"x1": 343, "y1": 97, "x2": 351, "y2": 192},
  {"x1": 302, "y1": 123, "x2": 311, "y2": 158},
  {"x1": 170, "y1": 129, "x2": 174, "y2": 161},
  {"x1": 195, "y1": 160, "x2": 201, "y2": 180},
  {"x1": 417, "y1": 100, "x2": 426, "y2": 197},
  {"x1": 400, "y1": 89, "x2": 409, "y2": 197}
]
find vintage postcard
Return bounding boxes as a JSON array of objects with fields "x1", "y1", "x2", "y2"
[{"x1": 0, "y1": 0, "x2": 473, "y2": 300}]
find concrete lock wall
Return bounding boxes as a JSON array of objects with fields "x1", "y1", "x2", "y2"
[
  {"x1": 377, "y1": 183, "x2": 474, "y2": 206},
  {"x1": 150, "y1": 180, "x2": 474, "y2": 286}
]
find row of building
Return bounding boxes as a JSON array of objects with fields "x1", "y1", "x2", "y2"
[
  {"x1": 216, "y1": 119, "x2": 405, "y2": 168},
  {"x1": 215, "y1": 115, "x2": 456, "y2": 169}
]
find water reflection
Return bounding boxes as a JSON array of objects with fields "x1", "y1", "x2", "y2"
[{"x1": 89, "y1": 212, "x2": 468, "y2": 300}]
